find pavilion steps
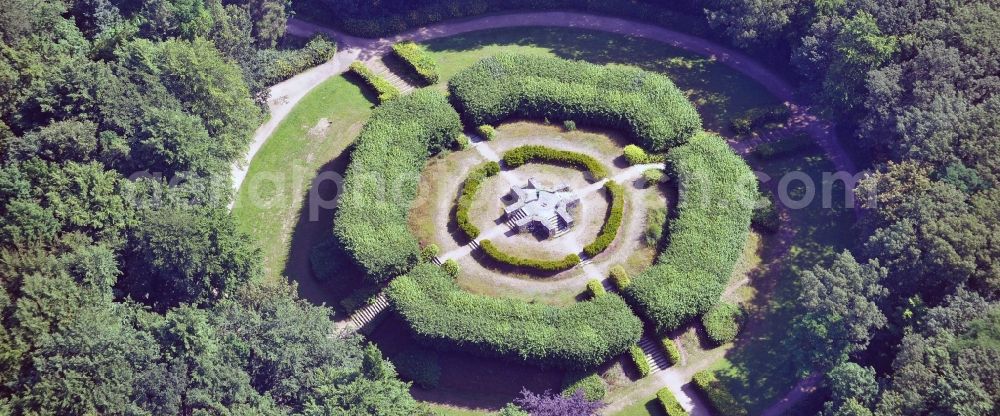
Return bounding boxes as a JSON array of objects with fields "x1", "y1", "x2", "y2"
[
  {"x1": 365, "y1": 58, "x2": 416, "y2": 94},
  {"x1": 348, "y1": 292, "x2": 391, "y2": 334},
  {"x1": 638, "y1": 336, "x2": 672, "y2": 374}
]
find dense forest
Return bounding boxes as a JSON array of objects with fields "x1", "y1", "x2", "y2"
[{"x1": 1, "y1": 0, "x2": 997, "y2": 415}]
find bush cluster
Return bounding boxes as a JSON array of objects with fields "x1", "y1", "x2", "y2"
[
  {"x1": 333, "y1": 90, "x2": 463, "y2": 282},
  {"x1": 479, "y1": 239, "x2": 581, "y2": 272},
  {"x1": 561, "y1": 372, "x2": 606, "y2": 401},
  {"x1": 257, "y1": 36, "x2": 338, "y2": 86},
  {"x1": 702, "y1": 302, "x2": 743, "y2": 346},
  {"x1": 657, "y1": 388, "x2": 686, "y2": 416},
  {"x1": 387, "y1": 264, "x2": 643, "y2": 369},
  {"x1": 563, "y1": 120, "x2": 577, "y2": 131},
  {"x1": 587, "y1": 280, "x2": 606, "y2": 298},
  {"x1": 348, "y1": 61, "x2": 400, "y2": 103},
  {"x1": 391, "y1": 41, "x2": 439, "y2": 84},
  {"x1": 623, "y1": 133, "x2": 756, "y2": 332},
  {"x1": 623, "y1": 144, "x2": 651, "y2": 165},
  {"x1": 662, "y1": 338, "x2": 682, "y2": 366},
  {"x1": 643, "y1": 206, "x2": 668, "y2": 247},
  {"x1": 391, "y1": 347, "x2": 442, "y2": 389},
  {"x1": 456, "y1": 161, "x2": 501, "y2": 239},
  {"x1": 583, "y1": 181, "x2": 624, "y2": 257},
  {"x1": 692, "y1": 371, "x2": 748, "y2": 416},
  {"x1": 729, "y1": 104, "x2": 791, "y2": 135},
  {"x1": 752, "y1": 190, "x2": 780, "y2": 233},
  {"x1": 420, "y1": 244, "x2": 440, "y2": 262},
  {"x1": 449, "y1": 54, "x2": 701, "y2": 152},
  {"x1": 442, "y1": 259, "x2": 460, "y2": 277},
  {"x1": 610, "y1": 265, "x2": 631, "y2": 290},
  {"x1": 502, "y1": 145, "x2": 608, "y2": 181},
  {"x1": 476, "y1": 124, "x2": 496, "y2": 140},
  {"x1": 629, "y1": 345, "x2": 651, "y2": 378}
]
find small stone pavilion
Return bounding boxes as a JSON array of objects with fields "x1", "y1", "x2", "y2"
[{"x1": 503, "y1": 178, "x2": 580, "y2": 239}]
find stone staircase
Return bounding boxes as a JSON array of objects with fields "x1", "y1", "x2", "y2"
[
  {"x1": 506, "y1": 209, "x2": 527, "y2": 230},
  {"x1": 468, "y1": 239, "x2": 481, "y2": 250},
  {"x1": 348, "y1": 292, "x2": 391, "y2": 333},
  {"x1": 365, "y1": 58, "x2": 416, "y2": 94},
  {"x1": 430, "y1": 256, "x2": 443, "y2": 266},
  {"x1": 638, "y1": 336, "x2": 673, "y2": 374}
]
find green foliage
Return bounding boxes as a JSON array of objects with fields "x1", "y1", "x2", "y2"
[
  {"x1": 693, "y1": 370, "x2": 748, "y2": 416},
  {"x1": 624, "y1": 133, "x2": 756, "y2": 332},
  {"x1": 609, "y1": 265, "x2": 631, "y2": 290},
  {"x1": 728, "y1": 105, "x2": 791, "y2": 135},
  {"x1": 449, "y1": 54, "x2": 701, "y2": 152},
  {"x1": 657, "y1": 388, "x2": 686, "y2": 416},
  {"x1": 751, "y1": 134, "x2": 814, "y2": 160},
  {"x1": 586, "y1": 280, "x2": 606, "y2": 298},
  {"x1": 561, "y1": 372, "x2": 606, "y2": 401},
  {"x1": 644, "y1": 206, "x2": 668, "y2": 247},
  {"x1": 629, "y1": 345, "x2": 651, "y2": 378},
  {"x1": 387, "y1": 264, "x2": 643, "y2": 369},
  {"x1": 751, "y1": 191, "x2": 780, "y2": 233},
  {"x1": 502, "y1": 145, "x2": 608, "y2": 181},
  {"x1": 420, "y1": 244, "x2": 440, "y2": 262},
  {"x1": 479, "y1": 239, "x2": 581, "y2": 272},
  {"x1": 701, "y1": 302, "x2": 743, "y2": 346},
  {"x1": 348, "y1": 61, "x2": 401, "y2": 103},
  {"x1": 455, "y1": 133, "x2": 470, "y2": 149},
  {"x1": 477, "y1": 124, "x2": 496, "y2": 140},
  {"x1": 642, "y1": 169, "x2": 665, "y2": 186},
  {"x1": 662, "y1": 338, "x2": 681, "y2": 367},
  {"x1": 441, "y1": 259, "x2": 460, "y2": 277},
  {"x1": 623, "y1": 144, "x2": 650, "y2": 165},
  {"x1": 563, "y1": 120, "x2": 576, "y2": 131},
  {"x1": 456, "y1": 161, "x2": 500, "y2": 239},
  {"x1": 333, "y1": 90, "x2": 462, "y2": 282},
  {"x1": 391, "y1": 41, "x2": 439, "y2": 84},
  {"x1": 583, "y1": 181, "x2": 624, "y2": 257},
  {"x1": 391, "y1": 347, "x2": 441, "y2": 389},
  {"x1": 257, "y1": 35, "x2": 338, "y2": 86}
]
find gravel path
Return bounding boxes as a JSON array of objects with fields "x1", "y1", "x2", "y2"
[{"x1": 229, "y1": 12, "x2": 861, "y2": 414}]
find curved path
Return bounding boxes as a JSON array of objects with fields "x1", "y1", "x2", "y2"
[{"x1": 231, "y1": 11, "x2": 855, "y2": 415}]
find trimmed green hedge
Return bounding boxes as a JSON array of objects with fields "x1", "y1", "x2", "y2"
[
  {"x1": 662, "y1": 338, "x2": 681, "y2": 367},
  {"x1": 587, "y1": 280, "x2": 606, "y2": 298},
  {"x1": 333, "y1": 90, "x2": 462, "y2": 282},
  {"x1": 629, "y1": 345, "x2": 651, "y2": 378},
  {"x1": 624, "y1": 144, "x2": 651, "y2": 165},
  {"x1": 387, "y1": 263, "x2": 643, "y2": 369},
  {"x1": 502, "y1": 145, "x2": 608, "y2": 181},
  {"x1": 693, "y1": 370, "x2": 748, "y2": 416},
  {"x1": 610, "y1": 265, "x2": 631, "y2": 290},
  {"x1": 258, "y1": 36, "x2": 337, "y2": 86},
  {"x1": 657, "y1": 388, "x2": 686, "y2": 416},
  {"x1": 456, "y1": 161, "x2": 500, "y2": 239},
  {"x1": 449, "y1": 54, "x2": 701, "y2": 152},
  {"x1": 348, "y1": 61, "x2": 400, "y2": 103},
  {"x1": 702, "y1": 302, "x2": 743, "y2": 346},
  {"x1": 479, "y1": 239, "x2": 581, "y2": 272},
  {"x1": 476, "y1": 124, "x2": 496, "y2": 140},
  {"x1": 583, "y1": 181, "x2": 624, "y2": 257},
  {"x1": 391, "y1": 347, "x2": 441, "y2": 389},
  {"x1": 562, "y1": 372, "x2": 606, "y2": 401},
  {"x1": 391, "y1": 41, "x2": 439, "y2": 84},
  {"x1": 623, "y1": 133, "x2": 756, "y2": 332}
]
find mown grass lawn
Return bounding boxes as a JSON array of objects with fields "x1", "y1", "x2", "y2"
[{"x1": 613, "y1": 394, "x2": 667, "y2": 416}]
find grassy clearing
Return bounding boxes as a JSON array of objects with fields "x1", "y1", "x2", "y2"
[
  {"x1": 231, "y1": 74, "x2": 375, "y2": 304},
  {"x1": 421, "y1": 27, "x2": 781, "y2": 134},
  {"x1": 613, "y1": 394, "x2": 668, "y2": 416}
]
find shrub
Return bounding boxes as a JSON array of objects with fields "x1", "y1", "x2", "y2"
[
  {"x1": 642, "y1": 168, "x2": 665, "y2": 186},
  {"x1": 752, "y1": 191, "x2": 780, "y2": 233},
  {"x1": 702, "y1": 302, "x2": 743, "y2": 345},
  {"x1": 623, "y1": 144, "x2": 650, "y2": 165},
  {"x1": 609, "y1": 265, "x2": 631, "y2": 290},
  {"x1": 257, "y1": 35, "x2": 337, "y2": 86},
  {"x1": 729, "y1": 104, "x2": 791, "y2": 135},
  {"x1": 387, "y1": 264, "x2": 643, "y2": 368},
  {"x1": 333, "y1": 91, "x2": 463, "y2": 282},
  {"x1": 586, "y1": 280, "x2": 606, "y2": 298},
  {"x1": 442, "y1": 259, "x2": 460, "y2": 277},
  {"x1": 562, "y1": 372, "x2": 606, "y2": 401},
  {"x1": 502, "y1": 145, "x2": 608, "y2": 181},
  {"x1": 629, "y1": 345, "x2": 651, "y2": 378},
  {"x1": 455, "y1": 134, "x2": 470, "y2": 149},
  {"x1": 420, "y1": 244, "x2": 440, "y2": 262},
  {"x1": 657, "y1": 388, "x2": 686, "y2": 416},
  {"x1": 693, "y1": 370, "x2": 748, "y2": 416},
  {"x1": 391, "y1": 41, "x2": 439, "y2": 84},
  {"x1": 477, "y1": 124, "x2": 496, "y2": 140},
  {"x1": 563, "y1": 120, "x2": 576, "y2": 131},
  {"x1": 623, "y1": 133, "x2": 756, "y2": 332},
  {"x1": 583, "y1": 181, "x2": 624, "y2": 257},
  {"x1": 456, "y1": 161, "x2": 501, "y2": 239},
  {"x1": 662, "y1": 338, "x2": 682, "y2": 366},
  {"x1": 348, "y1": 61, "x2": 400, "y2": 103},
  {"x1": 391, "y1": 347, "x2": 441, "y2": 389},
  {"x1": 479, "y1": 239, "x2": 581, "y2": 272},
  {"x1": 643, "y1": 206, "x2": 667, "y2": 247},
  {"x1": 449, "y1": 54, "x2": 701, "y2": 152}
]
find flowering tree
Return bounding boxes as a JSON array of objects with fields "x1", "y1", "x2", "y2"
[{"x1": 514, "y1": 388, "x2": 604, "y2": 416}]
